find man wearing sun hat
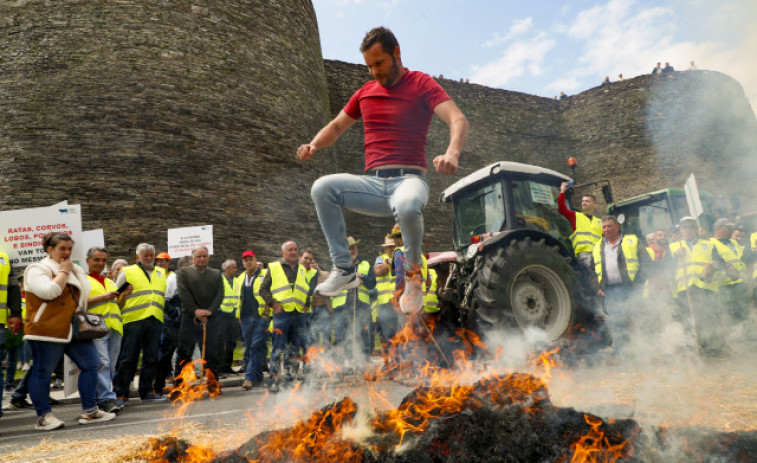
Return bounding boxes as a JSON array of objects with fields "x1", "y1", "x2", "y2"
[
  {"x1": 330, "y1": 236, "x2": 376, "y2": 360},
  {"x1": 373, "y1": 234, "x2": 399, "y2": 352}
]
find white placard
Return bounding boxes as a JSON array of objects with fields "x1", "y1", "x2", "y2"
[
  {"x1": 167, "y1": 225, "x2": 214, "y2": 258},
  {"x1": 0, "y1": 203, "x2": 84, "y2": 269},
  {"x1": 63, "y1": 354, "x2": 80, "y2": 398},
  {"x1": 529, "y1": 182, "x2": 556, "y2": 207},
  {"x1": 684, "y1": 174, "x2": 704, "y2": 219}
]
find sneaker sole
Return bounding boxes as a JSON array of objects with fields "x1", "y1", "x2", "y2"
[
  {"x1": 315, "y1": 277, "x2": 360, "y2": 297},
  {"x1": 35, "y1": 422, "x2": 65, "y2": 431},
  {"x1": 79, "y1": 414, "x2": 116, "y2": 425}
]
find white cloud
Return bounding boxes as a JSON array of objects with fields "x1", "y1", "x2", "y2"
[
  {"x1": 482, "y1": 17, "x2": 533, "y2": 48},
  {"x1": 471, "y1": 31, "x2": 556, "y2": 88},
  {"x1": 544, "y1": 0, "x2": 757, "y2": 111}
]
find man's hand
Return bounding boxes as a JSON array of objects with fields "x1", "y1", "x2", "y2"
[
  {"x1": 272, "y1": 302, "x2": 284, "y2": 314},
  {"x1": 597, "y1": 289, "x2": 605, "y2": 297},
  {"x1": 433, "y1": 153, "x2": 459, "y2": 175},
  {"x1": 561, "y1": 181, "x2": 571, "y2": 194},
  {"x1": 194, "y1": 308, "x2": 212, "y2": 323},
  {"x1": 8, "y1": 317, "x2": 22, "y2": 335},
  {"x1": 297, "y1": 144, "x2": 316, "y2": 162}
]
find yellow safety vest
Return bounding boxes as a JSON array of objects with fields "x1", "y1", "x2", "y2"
[
  {"x1": 221, "y1": 275, "x2": 240, "y2": 315},
  {"x1": 570, "y1": 213, "x2": 603, "y2": 255},
  {"x1": 332, "y1": 260, "x2": 371, "y2": 308},
  {"x1": 268, "y1": 261, "x2": 308, "y2": 312},
  {"x1": 235, "y1": 269, "x2": 268, "y2": 317},
  {"x1": 0, "y1": 251, "x2": 10, "y2": 325},
  {"x1": 305, "y1": 267, "x2": 318, "y2": 283},
  {"x1": 86, "y1": 275, "x2": 123, "y2": 335},
  {"x1": 121, "y1": 265, "x2": 167, "y2": 324},
  {"x1": 710, "y1": 238, "x2": 746, "y2": 286},
  {"x1": 593, "y1": 235, "x2": 640, "y2": 285},
  {"x1": 374, "y1": 253, "x2": 395, "y2": 306},
  {"x1": 669, "y1": 240, "x2": 718, "y2": 293},
  {"x1": 424, "y1": 268, "x2": 440, "y2": 314}
]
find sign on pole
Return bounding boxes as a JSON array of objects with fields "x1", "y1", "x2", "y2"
[
  {"x1": 684, "y1": 174, "x2": 704, "y2": 220},
  {"x1": 0, "y1": 202, "x2": 84, "y2": 269},
  {"x1": 167, "y1": 225, "x2": 214, "y2": 258}
]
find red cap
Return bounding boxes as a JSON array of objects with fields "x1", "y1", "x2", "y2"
[{"x1": 242, "y1": 250, "x2": 256, "y2": 258}]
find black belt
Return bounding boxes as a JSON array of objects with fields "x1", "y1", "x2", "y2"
[{"x1": 366, "y1": 168, "x2": 425, "y2": 178}]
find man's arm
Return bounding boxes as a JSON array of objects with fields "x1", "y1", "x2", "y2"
[
  {"x1": 296, "y1": 110, "x2": 358, "y2": 161},
  {"x1": 432, "y1": 100, "x2": 469, "y2": 175},
  {"x1": 259, "y1": 270, "x2": 276, "y2": 308},
  {"x1": 557, "y1": 183, "x2": 577, "y2": 231},
  {"x1": 207, "y1": 272, "x2": 225, "y2": 315}
]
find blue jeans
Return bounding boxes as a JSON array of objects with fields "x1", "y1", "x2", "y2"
[
  {"x1": 28, "y1": 340, "x2": 99, "y2": 416},
  {"x1": 311, "y1": 173, "x2": 429, "y2": 268},
  {"x1": 92, "y1": 329, "x2": 122, "y2": 403},
  {"x1": 269, "y1": 311, "x2": 299, "y2": 379},
  {"x1": 240, "y1": 315, "x2": 269, "y2": 382}
]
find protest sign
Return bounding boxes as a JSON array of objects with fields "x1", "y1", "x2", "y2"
[{"x1": 167, "y1": 225, "x2": 213, "y2": 258}]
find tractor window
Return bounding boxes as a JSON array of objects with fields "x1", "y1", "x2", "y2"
[
  {"x1": 636, "y1": 198, "x2": 674, "y2": 238},
  {"x1": 452, "y1": 181, "x2": 506, "y2": 248},
  {"x1": 511, "y1": 180, "x2": 573, "y2": 241}
]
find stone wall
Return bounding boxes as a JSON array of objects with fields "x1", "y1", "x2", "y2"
[{"x1": 0, "y1": 0, "x2": 337, "y2": 265}]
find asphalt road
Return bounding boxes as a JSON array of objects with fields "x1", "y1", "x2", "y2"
[{"x1": 0, "y1": 374, "x2": 414, "y2": 458}]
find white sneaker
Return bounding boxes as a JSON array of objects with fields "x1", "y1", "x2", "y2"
[
  {"x1": 35, "y1": 412, "x2": 65, "y2": 431},
  {"x1": 316, "y1": 267, "x2": 359, "y2": 296},
  {"x1": 78, "y1": 407, "x2": 116, "y2": 425},
  {"x1": 399, "y1": 269, "x2": 424, "y2": 314}
]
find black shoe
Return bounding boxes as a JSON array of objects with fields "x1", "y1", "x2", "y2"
[
  {"x1": 99, "y1": 399, "x2": 123, "y2": 413},
  {"x1": 49, "y1": 397, "x2": 62, "y2": 406},
  {"x1": 141, "y1": 393, "x2": 168, "y2": 403},
  {"x1": 9, "y1": 397, "x2": 33, "y2": 409}
]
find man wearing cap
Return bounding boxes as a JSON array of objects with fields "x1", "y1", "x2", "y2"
[
  {"x1": 236, "y1": 250, "x2": 268, "y2": 389},
  {"x1": 155, "y1": 252, "x2": 173, "y2": 277},
  {"x1": 296, "y1": 26, "x2": 469, "y2": 315},
  {"x1": 330, "y1": 237, "x2": 376, "y2": 361},
  {"x1": 558, "y1": 183, "x2": 602, "y2": 269},
  {"x1": 702, "y1": 218, "x2": 755, "y2": 326},
  {"x1": 374, "y1": 235, "x2": 399, "y2": 351}
]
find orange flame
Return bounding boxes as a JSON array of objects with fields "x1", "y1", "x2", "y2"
[
  {"x1": 169, "y1": 359, "x2": 221, "y2": 418},
  {"x1": 570, "y1": 414, "x2": 633, "y2": 463}
]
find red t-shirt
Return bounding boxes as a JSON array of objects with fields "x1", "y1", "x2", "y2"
[{"x1": 343, "y1": 69, "x2": 451, "y2": 171}]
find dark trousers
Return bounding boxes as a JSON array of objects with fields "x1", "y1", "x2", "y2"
[
  {"x1": 219, "y1": 316, "x2": 240, "y2": 372},
  {"x1": 113, "y1": 316, "x2": 163, "y2": 399},
  {"x1": 153, "y1": 327, "x2": 179, "y2": 394},
  {"x1": 175, "y1": 313, "x2": 224, "y2": 380}
]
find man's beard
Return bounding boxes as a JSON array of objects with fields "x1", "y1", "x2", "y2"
[{"x1": 379, "y1": 57, "x2": 401, "y2": 88}]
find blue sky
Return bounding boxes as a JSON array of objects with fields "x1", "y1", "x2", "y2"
[{"x1": 312, "y1": 0, "x2": 756, "y2": 109}]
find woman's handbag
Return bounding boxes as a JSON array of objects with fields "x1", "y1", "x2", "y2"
[{"x1": 72, "y1": 311, "x2": 109, "y2": 341}]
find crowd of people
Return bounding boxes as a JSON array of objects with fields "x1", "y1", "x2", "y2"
[
  {"x1": 0, "y1": 220, "x2": 444, "y2": 431},
  {"x1": 558, "y1": 182, "x2": 757, "y2": 356}
]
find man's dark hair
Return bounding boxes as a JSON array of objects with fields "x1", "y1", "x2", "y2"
[
  {"x1": 360, "y1": 26, "x2": 399, "y2": 54},
  {"x1": 300, "y1": 248, "x2": 315, "y2": 257}
]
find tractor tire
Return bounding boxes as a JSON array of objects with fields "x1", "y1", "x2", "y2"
[{"x1": 472, "y1": 237, "x2": 585, "y2": 340}]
